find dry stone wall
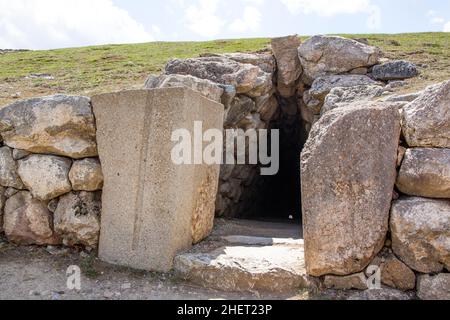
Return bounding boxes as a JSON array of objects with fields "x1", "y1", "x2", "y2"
[{"x1": 0, "y1": 95, "x2": 102, "y2": 248}]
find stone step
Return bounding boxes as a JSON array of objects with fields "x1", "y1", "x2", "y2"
[{"x1": 174, "y1": 237, "x2": 310, "y2": 293}]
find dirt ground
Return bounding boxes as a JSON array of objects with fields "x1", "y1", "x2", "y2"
[
  {"x1": 0, "y1": 220, "x2": 306, "y2": 301},
  {"x1": 0, "y1": 242, "x2": 289, "y2": 300},
  {"x1": 0, "y1": 220, "x2": 416, "y2": 301}
]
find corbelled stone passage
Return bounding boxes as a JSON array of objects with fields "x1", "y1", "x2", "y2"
[
  {"x1": 92, "y1": 88, "x2": 223, "y2": 272},
  {"x1": 146, "y1": 35, "x2": 307, "y2": 222}
]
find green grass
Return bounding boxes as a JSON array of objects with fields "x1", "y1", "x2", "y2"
[{"x1": 0, "y1": 33, "x2": 449, "y2": 106}]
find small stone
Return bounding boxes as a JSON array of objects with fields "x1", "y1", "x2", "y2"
[
  {"x1": 47, "y1": 198, "x2": 59, "y2": 213},
  {"x1": 372, "y1": 60, "x2": 419, "y2": 81},
  {"x1": 0, "y1": 146, "x2": 24, "y2": 189},
  {"x1": 417, "y1": 274, "x2": 450, "y2": 300},
  {"x1": 54, "y1": 191, "x2": 101, "y2": 247},
  {"x1": 69, "y1": 158, "x2": 103, "y2": 191},
  {"x1": 397, "y1": 146, "x2": 406, "y2": 167},
  {"x1": 18, "y1": 155, "x2": 72, "y2": 201},
  {"x1": 12, "y1": 149, "x2": 31, "y2": 161},
  {"x1": 379, "y1": 253, "x2": 416, "y2": 291},
  {"x1": 121, "y1": 283, "x2": 132, "y2": 290},
  {"x1": 104, "y1": 291, "x2": 114, "y2": 299},
  {"x1": 324, "y1": 272, "x2": 368, "y2": 290},
  {"x1": 391, "y1": 197, "x2": 450, "y2": 273},
  {"x1": 396, "y1": 148, "x2": 450, "y2": 198},
  {"x1": 4, "y1": 191, "x2": 60, "y2": 245},
  {"x1": 347, "y1": 288, "x2": 413, "y2": 300},
  {"x1": 402, "y1": 80, "x2": 450, "y2": 148}
]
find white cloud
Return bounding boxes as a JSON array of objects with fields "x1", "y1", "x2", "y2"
[
  {"x1": 230, "y1": 6, "x2": 263, "y2": 33},
  {"x1": 0, "y1": 0, "x2": 154, "y2": 49},
  {"x1": 426, "y1": 9, "x2": 446, "y2": 25},
  {"x1": 444, "y1": 21, "x2": 450, "y2": 32},
  {"x1": 185, "y1": 0, "x2": 225, "y2": 38},
  {"x1": 279, "y1": 0, "x2": 381, "y2": 29}
]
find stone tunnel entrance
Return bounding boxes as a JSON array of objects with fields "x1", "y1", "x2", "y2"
[{"x1": 220, "y1": 95, "x2": 309, "y2": 226}]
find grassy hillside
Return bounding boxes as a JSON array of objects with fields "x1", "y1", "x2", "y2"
[{"x1": 0, "y1": 32, "x2": 449, "y2": 106}]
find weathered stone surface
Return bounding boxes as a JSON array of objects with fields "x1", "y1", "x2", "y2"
[
  {"x1": 271, "y1": 36, "x2": 302, "y2": 89},
  {"x1": 144, "y1": 74, "x2": 224, "y2": 104},
  {"x1": 69, "y1": 158, "x2": 103, "y2": 191},
  {"x1": 402, "y1": 80, "x2": 450, "y2": 148},
  {"x1": 301, "y1": 102, "x2": 401, "y2": 276},
  {"x1": 322, "y1": 85, "x2": 385, "y2": 115},
  {"x1": 368, "y1": 249, "x2": 416, "y2": 291},
  {"x1": 384, "y1": 92, "x2": 422, "y2": 103},
  {"x1": 174, "y1": 244, "x2": 309, "y2": 293},
  {"x1": 347, "y1": 288, "x2": 414, "y2": 300},
  {"x1": 324, "y1": 273, "x2": 368, "y2": 290},
  {"x1": 17, "y1": 155, "x2": 72, "y2": 201},
  {"x1": 224, "y1": 95, "x2": 256, "y2": 127},
  {"x1": 0, "y1": 146, "x2": 24, "y2": 189},
  {"x1": 256, "y1": 94, "x2": 278, "y2": 122},
  {"x1": 391, "y1": 197, "x2": 450, "y2": 273},
  {"x1": 92, "y1": 88, "x2": 223, "y2": 272},
  {"x1": 3, "y1": 191, "x2": 59, "y2": 245},
  {"x1": 380, "y1": 255, "x2": 416, "y2": 291},
  {"x1": 223, "y1": 52, "x2": 276, "y2": 74},
  {"x1": 0, "y1": 186, "x2": 5, "y2": 233},
  {"x1": 4, "y1": 187, "x2": 18, "y2": 198},
  {"x1": 302, "y1": 90, "x2": 322, "y2": 114},
  {"x1": 298, "y1": 35, "x2": 382, "y2": 84},
  {"x1": 417, "y1": 274, "x2": 450, "y2": 300},
  {"x1": 372, "y1": 60, "x2": 418, "y2": 81},
  {"x1": 396, "y1": 148, "x2": 450, "y2": 198},
  {"x1": 165, "y1": 57, "x2": 273, "y2": 97},
  {"x1": 54, "y1": 191, "x2": 101, "y2": 247},
  {"x1": 12, "y1": 149, "x2": 31, "y2": 160},
  {"x1": 309, "y1": 75, "x2": 380, "y2": 102},
  {"x1": 0, "y1": 95, "x2": 97, "y2": 159}
]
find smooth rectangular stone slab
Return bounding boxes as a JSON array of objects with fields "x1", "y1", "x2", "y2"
[{"x1": 92, "y1": 88, "x2": 224, "y2": 272}]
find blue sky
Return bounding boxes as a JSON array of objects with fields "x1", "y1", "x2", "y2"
[{"x1": 0, "y1": 0, "x2": 449, "y2": 49}]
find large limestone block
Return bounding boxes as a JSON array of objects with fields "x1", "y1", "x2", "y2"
[
  {"x1": 144, "y1": 74, "x2": 224, "y2": 104},
  {"x1": 391, "y1": 197, "x2": 450, "y2": 274},
  {"x1": 402, "y1": 80, "x2": 450, "y2": 148},
  {"x1": 301, "y1": 102, "x2": 401, "y2": 276},
  {"x1": 271, "y1": 35, "x2": 302, "y2": 89},
  {"x1": 174, "y1": 244, "x2": 309, "y2": 293},
  {"x1": 223, "y1": 52, "x2": 276, "y2": 74},
  {"x1": 0, "y1": 186, "x2": 5, "y2": 233},
  {"x1": 396, "y1": 148, "x2": 450, "y2": 198},
  {"x1": 92, "y1": 88, "x2": 223, "y2": 272},
  {"x1": 165, "y1": 56, "x2": 273, "y2": 97},
  {"x1": 309, "y1": 75, "x2": 380, "y2": 103},
  {"x1": 3, "y1": 191, "x2": 59, "y2": 245},
  {"x1": 322, "y1": 85, "x2": 385, "y2": 115},
  {"x1": 0, "y1": 146, "x2": 24, "y2": 189},
  {"x1": 17, "y1": 155, "x2": 72, "y2": 201},
  {"x1": 0, "y1": 95, "x2": 98, "y2": 159},
  {"x1": 298, "y1": 35, "x2": 382, "y2": 84}
]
